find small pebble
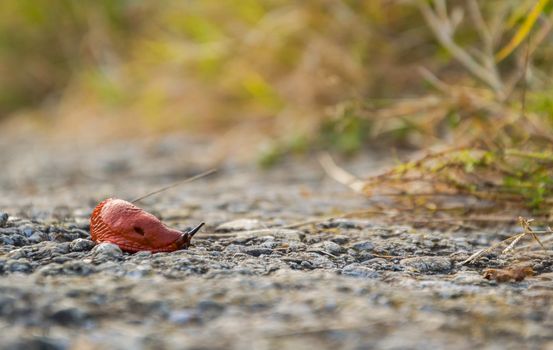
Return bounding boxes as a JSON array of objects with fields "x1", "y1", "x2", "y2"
[
  {"x1": 352, "y1": 240, "x2": 375, "y2": 251},
  {"x1": 49, "y1": 307, "x2": 89, "y2": 326},
  {"x1": 330, "y1": 235, "x2": 350, "y2": 244},
  {"x1": 244, "y1": 247, "x2": 273, "y2": 257},
  {"x1": 91, "y1": 243, "x2": 123, "y2": 260},
  {"x1": 70, "y1": 239, "x2": 96, "y2": 252},
  {"x1": 0, "y1": 212, "x2": 9, "y2": 227},
  {"x1": 0, "y1": 211, "x2": 9, "y2": 227},
  {"x1": 168, "y1": 309, "x2": 199, "y2": 324},
  {"x1": 322, "y1": 241, "x2": 344, "y2": 255},
  {"x1": 341, "y1": 263, "x2": 380, "y2": 278},
  {"x1": 400, "y1": 256, "x2": 452, "y2": 273},
  {"x1": 28, "y1": 231, "x2": 49, "y2": 244},
  {"x1": 7, "y1": 260, "x2": 32, "y2": 273}
]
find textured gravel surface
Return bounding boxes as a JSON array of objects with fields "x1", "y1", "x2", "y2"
[{"x1": 1, "y1": 136, "x2": 553, "y2": 350}]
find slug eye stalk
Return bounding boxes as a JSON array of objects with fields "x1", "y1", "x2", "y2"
[{"x1": 186, "y1": 222, "x2": 205, "y2": 237}]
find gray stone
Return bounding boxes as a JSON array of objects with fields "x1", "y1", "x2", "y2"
[
  {"x1": 3, "y1": 337, "x2": 68, "y2": 350},
  {"x1": 352, "y1": 240, "x2": 375, "y2": 251},
  {"x1": 91, "y1": 243, "x2": 123, "y2": 260},
  {"x1": 330, "y1": 235, "x2": 350, "y2": 244},
  {"x1": 0, "y1": 212, "x2": 8, "y2": 228},
  {"x1": 400, "y1": 256, "x2": 452, "y2": 273},
  {"x1": 49, "y1": 306, "x2": 89, "y2": 326},
  {"x1": 70, "y1": 238, "x2": 96, "y2": 252},
  {"x1": 28, "y1": 231, "x2": 48, "y2": 244},
  {"x1": 62, "y1": 261, "x2": 95, "y2": 276},
  {"x1": 224, "y1": 244, "x2": 245, "y2": 254},
  {"x1": 6, "y1": 259, "x2": 32, "y2": 273},
  {"x1": 451, "y1": 271, "x2": 485, "y2": 285},
  {"x1": 260, "y1": 240, "x2": 278, "y2": 249},
  {"x1": 341, "y1": 263, "x2": 380, "y2": 278},
  {"x1": 21, "y1": 226, "x2": 34, "y2": 238},
  {"x1": 168, "y1": 309, "x2": 199, "y2": 324},
  {"x1": 322, "y1": 241, "x2": 344, "y2": 255},
  {"x1": 244, "y1": 246, "x2": 273, "y2": 257}
]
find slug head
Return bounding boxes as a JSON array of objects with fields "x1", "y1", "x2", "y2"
[{"x1": 175, "y1": 222, "x2": 205, "y2": 249}]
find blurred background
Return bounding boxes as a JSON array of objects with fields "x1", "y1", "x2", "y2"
[{"x1": 0, "y1": 0, "x2": 552, "y2": 164}]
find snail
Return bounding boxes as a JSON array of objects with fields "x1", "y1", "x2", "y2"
[{"x1": 89, "y1": 169, "x2": 216, "y2": 253}]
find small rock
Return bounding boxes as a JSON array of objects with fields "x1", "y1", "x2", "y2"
[
  {"x1": 260, "y1": 240, "x2": 278, "y2": 249},
  {"x1": 244, "y1": 247, "x2": 273, "y2": 257},
  {"x1": 49, "y1": 306, "x2": 88, "y2": 326},
  {"x1": 321, "y1": 219, "x2": 368, "y2": 229},
  {"x1": 7, "y1": 249, "x2": 26, "y2": 259},
  {"x1": 127, "y1": 264, "x2": 152, "y2": 278},
  {"x1": 400, "y1": 256, "x2": 452, "y2": 273},
  {"x1": 224, "y1": 244, "x2": 245, "y2": 254},
  {"x1": 37, "y1": 263, "x2": 63, "y2": 276},
  {"x1": 286, "y1": 241, "x2": 306, "y2": 252},
  {"x1": 49, "y1": 231, "x2": 78, "y2": 243},
  {"x1": 91, "y1": 243, "x2": 123, "y2": 260},
  {"x1": 0, "y1": 212, "x2": 9, "y2": 227},
  {"x1": 6, "y1": 259, "x2": 32, "y2": 273},
  {"x1": 330, "y1": 235, "x2": 349, "y2": 244},
  {"x1": 133, "y1": 251, "x2": 152, "y2": 258},
  {"x1": 168, "y1": 309, "x2": 199, "y2": 324},
  {"x1": 0, "y1": 236, "x2": 15, "y2": 246},
  {"x1": 70, "y1": 238, "x2": 96, "y2": 252},
  {"x1": 52, "y1": 243, "x2": 71, "y2": 255},
  {"x1": 20, "y1": 226, "x2": 34, "y2": 238},
  {"x1": 70, "y1": 229, "x2": 90, "y2": 239},
  {"x1": 4, "y1": 337, "x2": 68, "y2": 350},
  {"x1": 62, "y1": 261, "x2": 95, "y2": 276},
  {"x1": 216, "y1": 219, "x2": 263, "y2": 232},
  {"x1": 452, "y1": 271, "x2": 485, "y2": 285},
  {"x1": 28, "y1": 231, "x2": 49, "y2": 244},
  {"x1": 9, "y1": 235, "x2": 29, "y2": 247},
  {"x1": 352, "y1": 240, "x2": 375, "y2": 251},
  {"x1": 341, "y1": 263, "x2": 380, "y2": 278},
  {"x1": 197, "y1": 300, "x2": 225, "y2": 319},
  {"x1": 322, "y1": 241, "x2": 344, "y2": 255},
  {"x1": 269, "y1": 229, "x2": 302, "y2": 242}
]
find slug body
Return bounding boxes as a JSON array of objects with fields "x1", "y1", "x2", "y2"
[{"x1": 90, "y1": 198, "x2": 203, "y2": 253}]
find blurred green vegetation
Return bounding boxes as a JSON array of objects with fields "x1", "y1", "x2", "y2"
[
  {"x1": 0, "y1": 1, "x2": 435, "y2": 129},
  {"x1": 0, "y1": 0, "x2": 155, "y2": 113},
  {"x1": 0, "y1": 0, "x2": 552, "y2": 158}
]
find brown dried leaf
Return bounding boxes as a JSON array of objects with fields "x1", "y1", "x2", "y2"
[{"x1": 483, "y1": 265, "x2": 534, "y2": 283}]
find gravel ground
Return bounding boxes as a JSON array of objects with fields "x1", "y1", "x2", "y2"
[{"x1": 1, "y1": 135, "x2": 553, "y2": 350}]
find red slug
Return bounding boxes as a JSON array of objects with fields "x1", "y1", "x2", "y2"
[{"x1": 90, "y1": 198, "x2": 204, "y2": 253}]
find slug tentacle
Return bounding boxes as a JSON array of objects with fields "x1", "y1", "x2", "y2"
[
  {"x1": 90, "y1": 198, "x2": 203, "y2": 253},
  {"x1": 186, "y1": 222, "x2": 205, "y2": 237}
]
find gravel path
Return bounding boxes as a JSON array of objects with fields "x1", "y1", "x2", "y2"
[{"x1": 1, "y1": 136, "x2": 552, "y2": 349}]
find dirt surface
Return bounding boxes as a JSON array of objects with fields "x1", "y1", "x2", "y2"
[{"x1": 1, "y1": 135, "x2": 553, "y2": 350}]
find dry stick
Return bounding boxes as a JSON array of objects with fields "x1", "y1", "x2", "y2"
[
  {"x1": 459, "y1": 234, "x2": 521, "y2": 266},
  {"x1": 519, "y1": 228, "x2": 553, "y2": 250},
  {"x1": 501, "y1": 233, "x2": 527, "y2": 255},
  {"x1": 460, "y1": 217, "x2": 550, "y2": 265},
  {"x1": 318, "y1": 153, "x2": 366, "y2": 193},
  {"x1": 519, "y1": 216, "x2": 547, "y2": 252},
  {"x1": 130, "y1": 168, "x2": 217, "y2": 204}
]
